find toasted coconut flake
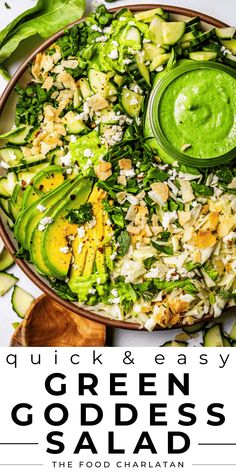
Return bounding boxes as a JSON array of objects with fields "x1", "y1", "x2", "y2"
[{"x1": 193, "y1": 230, "x2": 217, "y2": 249}]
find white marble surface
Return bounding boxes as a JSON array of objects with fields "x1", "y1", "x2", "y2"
[{"x1": 0, "y1": 0, "x2": 235, "y2": 346}]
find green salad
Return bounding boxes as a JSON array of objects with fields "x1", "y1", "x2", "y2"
[{"x1": 0, "y1": 5, "x2": 236, "y2": 331}]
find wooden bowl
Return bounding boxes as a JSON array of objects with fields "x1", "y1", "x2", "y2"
[
  {"x1": 0, "y1": 5, "x2": 227, "y2": 331},
  {"x1": 10, "y1": 295, "x2": 106, "y2": 347}
]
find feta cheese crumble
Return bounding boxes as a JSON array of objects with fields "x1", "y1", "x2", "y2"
[
  {"x1": 60, "y1": 246, "x2": 70, "y2": 254},
  {"x1": 37, "y1": 204, "x2": 46, "y2": 213},
  {"x1": 108, "y1": 49, "x2": 119, "y2": 60}
]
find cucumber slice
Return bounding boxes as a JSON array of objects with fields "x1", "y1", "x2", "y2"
[
  {"x1": 7, "y1": 125, "x2": 34, "y2": 146},
  {"x1": 162, "y1": 22, "x2": 186, "y2": 46},
  {"x1": 0, "y1": 147, "x2": 23, "y2": 163},
  {"x1": 88, "y1": 69, "x2": 108, "y2": 97},
  {"x1": 215, "y1": 27, "x2": 235, "y2": 39},
  {"x1": 0, "y1": 173, "x2": 17, "y2": 198},
  {"x1": 189, "y1": 30, "x2": 215, "y2": 50},
  {"x1": 73, "y1": 89, "x2": 82, "y2": 109},
  {"x1": 135, "y1": 8, "x2": 167, "y2": 22},
  {"x1": 179, "y1": 32, "x2": 195, "y2": 43},
  {"x1": 0, "y1": 197, "x2": 10, "y2": 216},
  {"x1": 189, "y1": 51, "x2": 217, "y2": 61},
  {"x1": 77, "y1": 78, "x2": 93, "y2": 99},
  {"x1": 143, "y1": 43, "x2": 166, "y2": 61},
  {"x1": 0, "y1": 272, "x2": 18, "y2": 296},
  {"x1": 161, "y1": 341, "x2": 188, "y2": 347},
  {"x1": 224, "y1": 53, "x2": 236, "y2": 67},
  {"x1": 223, "y1": 336, "x2": 231, "y2": 347},
  {"x1": 113, "y1": 74, "x2": 125, "y2": 87},
  {"x1": 8, "y1": 154, "x2": 48, "y2": 172},
  {"x1": 203, "y1": 324, "x2": 223, "y2": 347},
  {"x1": 121, "y1": 88, "x2": 143, "y2": 117},
  {"x1": 185, "y1": 16, "x2": 200, "y2": 29},
  {"x1": 11, "y1": 286, "x2": 34, "y2": 319},
  {"x1": 221, "y1": 39, "x2": 236, "y2": 54},
  {"x1": 0, "y1": 248, "x2": 14, "y2": 271},
  {"x1": 150, "y1": 53, "x2": 171, "y2": 72},
  {"x1": 126, "y1": 26, "x2": 142, "y2": 50},
  {"x1": 0, "y1": 125, "x2": 27, "y2": 140},
  {"x1": 135, "y1": 54, "x2": 150, "y2": 85},
  {"x1": 149, "y1": 15, "x2": 165, "y2": 45},
  {"x1": 67, "y1": 119, "x2": 88, "y2": 135},
  {"x1": 229, "y1": 321, "x2": 236, "y2": 341}
]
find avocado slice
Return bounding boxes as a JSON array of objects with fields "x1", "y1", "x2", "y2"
[
  {"x1": 41, "y1": 177, "x2": 93, "y2": 279},
  {"x1": 30, "y1": 177, "x2": 92, "y2": 277},
  {"x1": 21, "y1": 165, "x2": 66, "y2": 209},
  {"x1": 68, "y1": 187, "x2": 113, "y2": 301},
  {"x1": 14, "y1": 178, "x2": 73, "y2": 249}
]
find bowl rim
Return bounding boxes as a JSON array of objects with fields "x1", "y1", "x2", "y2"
[{"x1": 0, "y1": 4, "x2": 227, "y2": 331}]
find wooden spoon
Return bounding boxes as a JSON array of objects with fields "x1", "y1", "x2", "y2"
[{"x1": 10, "y1": 295, "x2": 106, "y2": 347}]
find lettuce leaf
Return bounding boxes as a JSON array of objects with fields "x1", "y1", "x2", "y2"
[{"x1": 0, "y1": 0, "x2": 85, "y2": 64}]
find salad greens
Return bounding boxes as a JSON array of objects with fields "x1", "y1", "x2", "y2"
[
  {"x1": 0, "y1": 5, "x2": 236, "y2": 331},
  {"x1": 66, "y1": 203, "x2": 93, "y2": 225},
  {"x1": 0, "y1": 0, "x2": 86, "y2": 77}
]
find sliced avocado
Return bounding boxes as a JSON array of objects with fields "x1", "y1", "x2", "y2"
[
  {"x1": 21, "y1": 165, "x2": 66, "y2": 209},
  {"x1": 41, "y1": 177, "x2": 93, "y2": 279},
  {"x1": 8, "y1": 184, "x2": 24, "y2": 221},
  {"x1": 69, "y1": 187, "x2": 112, "y2": 301},
  {"x1": 14, "y1": 178, "x2": 72, "y2": 249},
  {"x1": 30, "y1": 177, "x2": 92, "y2": 277}
]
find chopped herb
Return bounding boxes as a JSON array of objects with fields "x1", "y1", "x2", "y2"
[
  {"x1": 191, "y1": 182, "x2": 214, "y2": 197},
  {"x1": 117, "y1": 230, "x2": 131, "y2": 256},
  {"x1": 50, "y1": 279, "x2": 77, "y2": 301},
  {"x1": 143, "y1": 257, "x2": 157, "y2": 270},
  {"x1": 151, "y1": 240, "x2": 173, "y2": 255},
  {"x1": 66, "y1": 202, "x2": 93, "y2": 225},
  {"x1": 15, "y1": 246, "x2": 31, "y2": 262},
  {"x1": 4, "y1": 2, "x2": 11, "y2": 8}
]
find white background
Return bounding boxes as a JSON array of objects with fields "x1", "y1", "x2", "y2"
[
  {"x1": 0, "y1": 347, "x2": 235, "y2": 472},
  {"x1": 0, "y1": 0, "x2": 235, "y2": 346}
]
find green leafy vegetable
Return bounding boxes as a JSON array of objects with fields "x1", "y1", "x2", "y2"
[
  {"x1": 117, "y1": 230, "x2": 131, "y2": 256},
  {"x1": 143, "y1": 257, "x2": 157, "y2": 270},
  {"x1": 185, "y1": 261, "x2": 201, "y2": 271},
  {"x1": 57, "y1": 25, "x2": 80, "y2": 58},
  {"x1": 103, "y1": 201, "x2": 125, "y2": 228},
  {"x1": 203, "y1": 262, "x2": 218, "y2": 281},
  {"x1": 143, "y1": 167, "x2": 168, "y2": 185},
  {"x1": 50, "y1": 279, "x2": 77, "y2": 301},
  {"x1": 158, "y1": 231, "x2": 171, "y2": 242},
  {"x1": 66, "y1": 202, "x2": 93, "y2": 225},
  {"x1": 151, "y1": 240, "x2": 173, "y2": 255},
  {"x1": 218, "y1": 290, "x2": 236, "y2": 301},
  {"x1": 0, "y1": 64, "x2": 10, "y2": 80},
  {"x1": 15, "y1": 246, "x2": 31, "y2": 262},
  {"x1": 216, "y1": 168, "x2": 234, "y2": 184},
  {"x1": 117, "y1": 281, "x2": 137, "y2": 312},
  {"x1": 0, "y1": 0, "x2": 43, "y2": 48},
  {"x1": 0, "y1": 0, "x2": 86, "y2": 66},
  {"x1": 191, "y1": 182, "x2": 214, "y2": 197},
  {"x1": 153, "y1": 278, "x2": 198, "y2": 294},
  {"x1": 166, "y1": 48, "x2": 176, "y2": 70}
]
